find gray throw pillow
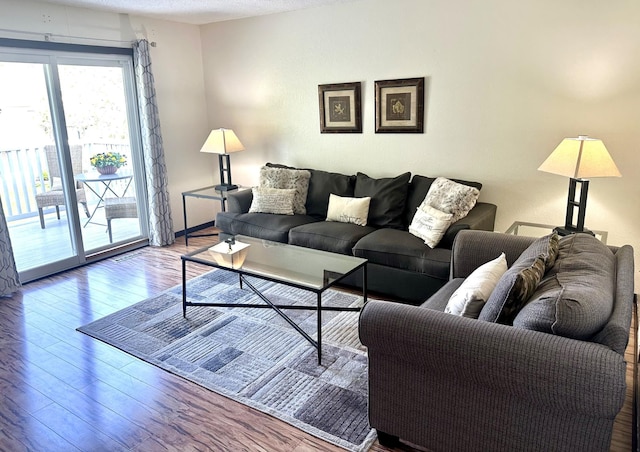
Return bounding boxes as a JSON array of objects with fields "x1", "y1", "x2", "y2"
[
  {"x1": 422, "y1": 177, "x2": 480, "y2": 223},
  {"x1": 479, "y1": 233, "x2": 559, "y2": 324},
  {"x1": 249, "y1": 187, "x2": 296, "y2": 215},
  {"x1": 259, "y1": 166, "x2": 311, "y2": 215},
  {"x1": 404, "y1": 175, "x2": 482, "y2": 227}
]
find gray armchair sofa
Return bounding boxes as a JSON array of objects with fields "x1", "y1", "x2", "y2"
[
  {"x1": 360, "y1": 230, "x2": 635, "y2": 452},
  {"x1": 216, "y1": 165, "x2": 497, "y2": 303}
]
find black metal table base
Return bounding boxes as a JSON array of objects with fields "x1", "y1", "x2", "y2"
[{"x1": 181, "y1": 263, "x2": 367, "y2": 365}]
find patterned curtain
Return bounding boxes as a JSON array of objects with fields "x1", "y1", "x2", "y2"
[
  {"x1": 0, "y1": 197, "x2": 20, "y2": 297},
  {"x1": 133, "y1": 39, "x2": 175, "y2": 246}
]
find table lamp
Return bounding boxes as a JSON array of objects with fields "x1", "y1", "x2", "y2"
[
  {"x1": 538, "y1": 135, "x2": 621, "y2": 236},
  {"x1": 200, "y1": 128, "x2": 245, "y2": 191}
]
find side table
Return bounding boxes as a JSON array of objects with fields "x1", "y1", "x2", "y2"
[
  {"x1": 505, "y1": 221, "x2": 608, "y2": 244},
  {"x1": 182, "y1": 185, "x2": 247, "y2": 245}
]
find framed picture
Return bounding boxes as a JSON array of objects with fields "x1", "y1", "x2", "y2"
[
  {"x1": 318, "y1": 82, "x2": 362, "y2": 133},
  {"x1": 375, "y1": 77, "x2": 424, "y2": 133}
]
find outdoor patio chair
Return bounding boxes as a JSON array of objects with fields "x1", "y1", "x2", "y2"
[
  {"x1": 104, "y1": 196, "x2": 138, "y2": 243},
  {"x1": 35, "y1": 145, "x2": 90, "y2": 229}
]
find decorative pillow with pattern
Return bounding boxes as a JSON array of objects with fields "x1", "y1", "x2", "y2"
[
  {"x1": 497, "y1": 256, "x2": 547, "y2": 323},
  {"x1": 325, "y1": 194, "x2": 371, "y2": 226},
  {"x1": 259, "y1": 167, "x2": 311, "y2": 215},
  {"x1": 408, "y1": 205, "x2": 454, "y2": 248},
  {"x1": 479, "y1": 234, "x2": 563, "y2": 324},
  {"x1": 545, "y1": 232, "x2": 560, "y2": 270},
  {"x1": 249, "y1": 187, "x2": 296, "y2": 215},
  {"x1": 421, "y1": 177, "x2": 480, "y2": 223}
]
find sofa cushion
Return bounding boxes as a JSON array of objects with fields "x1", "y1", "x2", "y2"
[
  {"x1": 289, "y1": 221, "x2": 376, "y2": 255},
  {"x1": 513, "y1": 233, "x2": 616, "y2": 340},
  {"x1": 352, "y1": 228, "x2": 452, "y2": 280},
  {"x1": 326, "y1": 194, "x2": 371, "y2": 226},
  {"x1": 306, "y1": 169, "x2": 356, "y2": 219},
  {"x1": 259, "y1": 166, "x2": 311, "y2": 215},
  {"x1": 249, "y1": 187, "x2": 296, "y2": 215},
  {"x1": 353, "y1": 172, "x2": 410, "y2": 229},
  {"x1": 420, "y1": 278, "x2": 465, "y2": 311},
  {"x1": 479, "y1": 233, "x2": 558, "y2": 324},
  {"x1": 444, "y1": 253, "x2": 508, "y2": 319},
  {"x1": 408, "y1": 205, "x2": 454, "y2": 248},
  {"x1": 265, "y1": 163, "x2": 356, "y2": 219},
  {"x1": 229, "y1": 212, "x2": 319, "y2": 243},
  {"x1": 404, "y1": 175, "x2": 483, "y2": 227}
]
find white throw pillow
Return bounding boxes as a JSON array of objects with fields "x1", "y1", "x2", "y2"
[
  {"x1": 249, "y1": 187, "x2": 296, "y2": 215},
  {"x1": 444, "y1": 253, "x2": 508, "y2": 319},
  {"x1": 408, "y1": 205, "x2": 453, "y2": 248},
  {"x1": 326, "y1": 194, "x2": 371, "y2": 226},
  {"x1": 422, "y1": 177, "x2": 480, "y2": 222}
]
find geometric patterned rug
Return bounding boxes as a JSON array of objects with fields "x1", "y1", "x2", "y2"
[{"x1": 77, "y1": 269, "x2": 376, "y2": 452}]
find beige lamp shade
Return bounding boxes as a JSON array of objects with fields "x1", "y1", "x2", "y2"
[
  {"x1": 199, "y1": 128, "x2": 245, "y2": 155},
  {"x1": 538, "y1": 135, "x2": 621, "y2": 179}
]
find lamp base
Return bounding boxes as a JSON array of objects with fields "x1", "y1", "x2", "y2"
[
  {"x1": 214, "y1": 184, "x2": 238, "y2": 192},
  {"x1": 552, "y1": 226, "x2": 595, "y2": 237}
]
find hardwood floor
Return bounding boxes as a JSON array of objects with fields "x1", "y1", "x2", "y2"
[{"x1": 1, "y1": 227, "x2": 635, "y2": 452}]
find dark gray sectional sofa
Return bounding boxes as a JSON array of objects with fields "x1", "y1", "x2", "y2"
[{"x1": 215, "y1": 164, "x2": 497, "y2": 303}]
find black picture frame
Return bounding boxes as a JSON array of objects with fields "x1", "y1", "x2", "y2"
[
  {"x1": 375, "y1": 77, "x2": 424, "y2": 133},
  {"x1": 318, "y1": 82, "x2": 362, "y2": 133}
]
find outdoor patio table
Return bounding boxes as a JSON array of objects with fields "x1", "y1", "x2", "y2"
[{"x1": 76, "y1": 171, "x2": 133, "y2": 227}]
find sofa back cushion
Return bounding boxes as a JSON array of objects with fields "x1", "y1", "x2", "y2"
[
  {"x1": 354, "y1": 171, "x2": 411, "y2": 229},
  {"x1": 265, "y1": 163, "x2": 355, "y2": 219},
  {"x1": 513, "y1": 233, "x2": 616, "y2": 340},
  {"x1": 404, "y1": 175, "x2": 482, "y2": 227},
  {"x1": 306, "y1": 169, "x2": 356, "y2": 219}
]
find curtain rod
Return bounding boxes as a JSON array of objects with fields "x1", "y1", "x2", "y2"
[{"x1": 0, "y1": 27, "x2": 157, "y2": 47}]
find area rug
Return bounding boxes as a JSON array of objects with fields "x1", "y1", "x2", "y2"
[{"x1": 77, "y1": 269, "x2": 376, "y2": 452}]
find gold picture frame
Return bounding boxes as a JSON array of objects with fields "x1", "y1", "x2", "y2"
[
  {"x1": 375, "y1": 77, "x2": 424, "y2": 133},
  {"x1": 318, "y1": 82, "x2": 362, "y2": 133}
]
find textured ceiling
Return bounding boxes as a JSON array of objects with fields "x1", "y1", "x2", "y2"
[{"x1": 37, "y1": 0, "x2": 352, "y2": 25}]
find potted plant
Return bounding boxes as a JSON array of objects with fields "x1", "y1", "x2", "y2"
[{"x1": 90, "y1": 152, "x2": 127, "y2": 175}]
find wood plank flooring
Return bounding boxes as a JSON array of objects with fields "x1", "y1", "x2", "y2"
[{"x1": 1, "y1": 227, "x2": 635, "y2": 452}]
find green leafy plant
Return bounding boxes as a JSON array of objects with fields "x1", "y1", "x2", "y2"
[{"x1": 90, "y1": 152, "x2": 127, "y2": 169}]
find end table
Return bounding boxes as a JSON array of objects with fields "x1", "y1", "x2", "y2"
[
  {"x1": 505, "y1": 221, "x2": 608, "y2": 244},
  {"x1": 182, "y1": 185, "x2": 247, "y2": 245}
]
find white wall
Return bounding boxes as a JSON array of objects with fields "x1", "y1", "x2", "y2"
[
  {"x1": 1, "y1": 0, "x2": 639, "y2": 288},
  {"x1": 200, "y1": 0, "x2": 640, "y2": 288},
  {"x1": 0, "y1": 0, "x2": 214, "y2": 229}
]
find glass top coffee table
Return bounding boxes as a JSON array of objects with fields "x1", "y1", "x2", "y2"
[{"x1": 181, "y1": 235, "x2": 368, "y2": 364}]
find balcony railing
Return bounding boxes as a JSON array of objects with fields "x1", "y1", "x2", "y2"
[{"x1": 1, "y1": 143, "x2": 130, "y2": 222}]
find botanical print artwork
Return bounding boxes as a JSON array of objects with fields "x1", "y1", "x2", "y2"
[
  {"x1": 329, "y1": 96, "x2": 351, "y2": 122},
  {"x1": 318, "y1": 82, "x2": 362, "y2": 133},
  {"x1": 386, "y1": 92, "x2": 411, "y2": 121}
]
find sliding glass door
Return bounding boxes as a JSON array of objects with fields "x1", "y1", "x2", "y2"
[{"x1": 0, "y1": 42, "x2": 148, "y2": 282}]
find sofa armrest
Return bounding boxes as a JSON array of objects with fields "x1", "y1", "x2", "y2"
[
  {"x1": 449, "y1": 230, "x2": 536, "y2": 278},
  {"x1": 226, "y1": 189, "x2": 253, "y2": 213},
  {"x1": 359, "y1": 300, "x2": 627, "y2": 418},
  {"x1": 439, "y1": 202, "x2": 497, "y2": 248}
]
